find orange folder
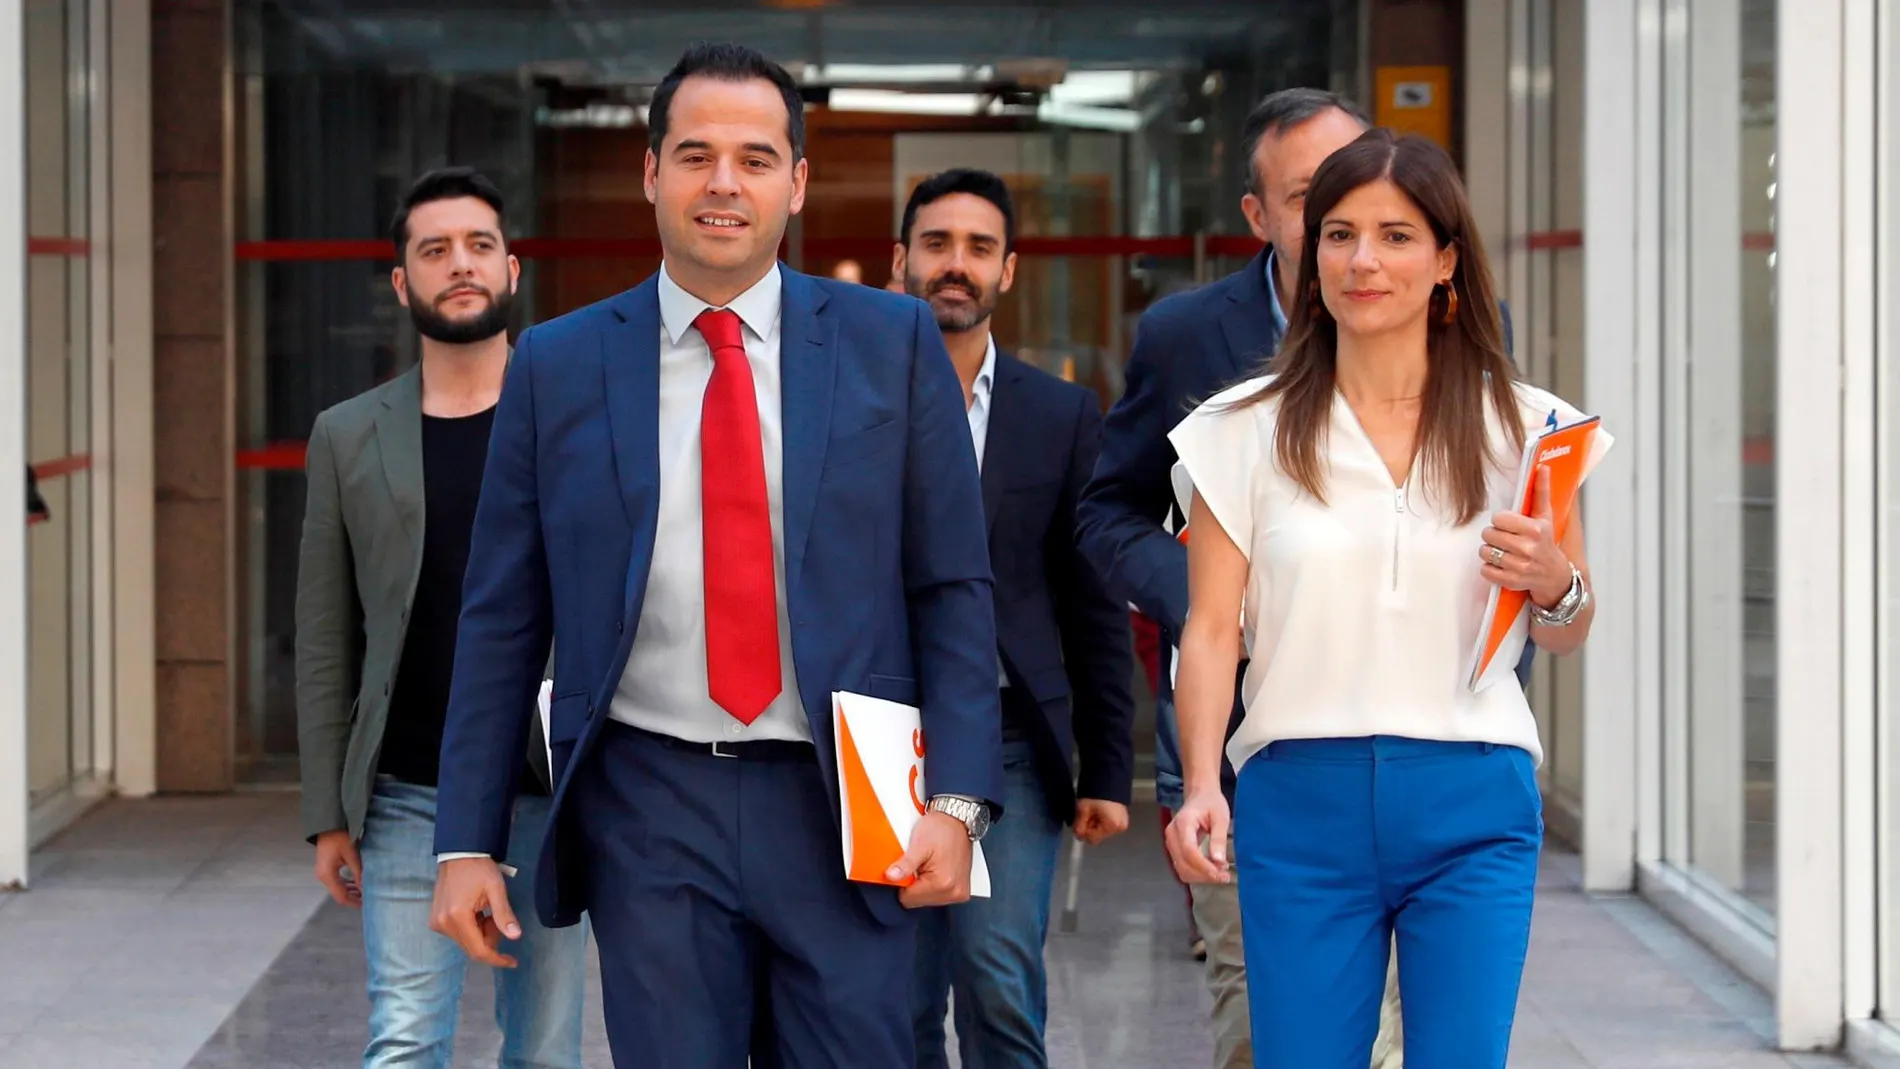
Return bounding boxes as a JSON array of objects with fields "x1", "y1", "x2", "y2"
[
  {"x1": 1466, "y1": 415, "x2": 1606, "y2": 691},
  {"x1": 832, "y1": 692, "x2": 990, "y2": 895}
]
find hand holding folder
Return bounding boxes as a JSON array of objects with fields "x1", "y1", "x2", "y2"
[
  {"x1": 832, "y1": 692, "x2": 991, "y2": 900},
  {"x1": 1466, "y1": 413, "x2": 1608, "y2": 691}
]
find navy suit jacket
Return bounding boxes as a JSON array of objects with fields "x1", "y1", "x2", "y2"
[
  {"x1": 983, "y1": 351, "x2": 1136, "y2": 823},
  {"x1": 1075, "y1": 248, "x2": 1524, "y2": 799},
  {"x1": 433, "y1": 266, "x2": 1006, "y2": 929}
]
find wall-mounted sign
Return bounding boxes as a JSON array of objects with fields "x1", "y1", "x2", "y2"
[{"x1": 1374, "y1": 65, "x2": 1451, "y2": 150}]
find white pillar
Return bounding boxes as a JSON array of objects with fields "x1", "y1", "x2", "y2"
[
  {"x1": 1579, "y1": 0, "x2": 1644, "y2": 894},
  {"x1": 0, "y1": 0, "x2": 30, "y2": 889},
  {"x1": 1775, "y1": 0, "x2": 1849, "y2": 1048},
  {"x1": 1463, "y1": 0, "x2": 1510, "y2": 271}
]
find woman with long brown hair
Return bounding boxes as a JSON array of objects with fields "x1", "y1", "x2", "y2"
[{"x1": 1160, "y1": 128, "x2": 1612, "y2": 1067}]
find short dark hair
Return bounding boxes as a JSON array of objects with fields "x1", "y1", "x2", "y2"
[
  {"x1": 1239, "y1": 88, "x2": 1372, "y2": 195},
  {"x1": 388, "y1": 167, "x2": 506, "y2": 262},
  {"x1": 900, "y1": 168, "x2": 1015, "y2": 252},
  {"x1": 648, "y1": 42, "x2": 806, "y2": 161}
]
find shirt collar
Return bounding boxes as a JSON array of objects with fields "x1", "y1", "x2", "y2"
[
  {"x1": 1263, "y1": 248, "x2": 1289, "y2": 336},
  {"x1": 657, "y1": 262, "x2": 783, "y2": 348},
  {"x1": 972, "y1": 334, "x2": 997, "y2": 406}
]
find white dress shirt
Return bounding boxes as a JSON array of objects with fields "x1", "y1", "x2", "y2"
[
  {"x1": 608, "y1": 263, "x2": 811, "y2": 744},
  {"x1": 965, "y1": 335, "x2": 997, "y2": 472},
  {"x1": 1167, "y1": 378, "x2": 1613, "y2": 773},
  {"x1": 960, "y1": 336, "x2": 1008, "y2": 689}
]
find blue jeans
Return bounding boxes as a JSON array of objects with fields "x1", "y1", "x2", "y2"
[
  {"x1": 912, "y1": 739, "x2": 1064, "y2": 1069},
  {"x1": 357, "y1": 776, "x2": 590, "y2": 1069},
  {"x1": 1234, "y1": 737, "x2": 1542, "y2": 1069},
  {"x1": 1153, "y1": 693, "x2": 1184, "y2": 811}
]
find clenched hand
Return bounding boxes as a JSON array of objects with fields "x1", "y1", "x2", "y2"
[
  {"x1": 887, "y1": 811, "x2": 974, "y2": 908},
  {"x1": 430, "y1": 856, "x2": 521, "y2": 968},
  {"x1": 1072, "y1": 799, "x2": 1130, "y2": 845},
  {"x1": 312, "y1": 829, "x2": 362, "y2": 907}
]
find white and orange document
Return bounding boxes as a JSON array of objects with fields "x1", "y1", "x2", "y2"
[
  {"x1": 1465, "y1": 413, "x2": 1610, "y2": 692},
  {"x1": 832, "y1": 691, "x2": 990, "y2": 897}
]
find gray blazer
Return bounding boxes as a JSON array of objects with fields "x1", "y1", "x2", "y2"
[{"x1": 293, "y1": 365, "x2": 550, "y2": 843}]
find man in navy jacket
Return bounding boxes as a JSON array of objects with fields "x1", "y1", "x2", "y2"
[{"x1": 429, "y1": 45, "x2": 1003, "y2": 1069}]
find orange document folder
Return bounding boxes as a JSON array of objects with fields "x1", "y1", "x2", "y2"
[
  {"x1": 832, "y1": 692, "x2": 990, "y2": 896},
  {"x1": 1466, "y1": 415, "x2": 1606, "y2": 692}
]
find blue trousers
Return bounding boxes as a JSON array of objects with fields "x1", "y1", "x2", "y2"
[
  {"x1": 572, "y1": 722, "x2": 916, "y2": 1069},
  {"x1": 357, "y1": 777, "x2": 590, "y2": 1069},
  {"x1": 912, "y1": 739, "x2": 1064, "y2": 1069},
  {"x1": 1234, "y1": 736, "x2": 1541, "y2": 1069}
]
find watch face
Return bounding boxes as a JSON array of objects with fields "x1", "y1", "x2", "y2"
[{"x1": 970, "y1": 806, "x2": 992, "y2": 839}]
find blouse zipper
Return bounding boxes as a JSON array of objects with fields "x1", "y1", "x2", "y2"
[{"x1": 1391, "y1": 480, "x2": 1408, "y2": 594}]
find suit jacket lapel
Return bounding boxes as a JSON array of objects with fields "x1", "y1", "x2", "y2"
[
  {"x1": 1220, "y1": 247, "x2": 1281, "y2": 381},
  {"x1": 603, "y1": 279, "x2": 663, "y2": 623},
  {"x1": 779, "y1": 269, "x2": 837, "y2": 594},
  {"x1": 373, "y1": 366, "x2": 425, "y2": 556},
  {"x1": 980, "y1": 355, "x2": 1023, "y2": 538}
]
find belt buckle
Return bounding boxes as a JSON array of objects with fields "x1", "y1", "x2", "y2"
[{"x1": 710, "y1": 740, "x2": 738, "y2": 759}]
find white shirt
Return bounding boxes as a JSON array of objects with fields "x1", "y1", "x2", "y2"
[
  {"x1": 966, "y1": 335, "x2": 998, "y2": 471},
  {"x1": 608, "y1": 263, "x2": 811, "y2": 744},
  {"x1": 961, "y1": 335, "x2": 1007, "y2": 688},
  {"x1": 1166, "y1": 377, "x2": 1613, "y2": 772}
]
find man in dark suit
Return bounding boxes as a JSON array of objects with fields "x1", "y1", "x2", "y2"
[
  {"x1": 428, "y1": 44, "x2": 1004, "y2": 1069},
  {"x1": 892, "y1": 168, "x2": 1136, "y2": 1069},
  {"x1": 294, "y1": 167, "x2": 586, "y2": 1067}
]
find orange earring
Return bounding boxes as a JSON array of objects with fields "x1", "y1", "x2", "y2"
[{"x1": 1440, "y1": 280, "x2": 1459, "y2": 324}]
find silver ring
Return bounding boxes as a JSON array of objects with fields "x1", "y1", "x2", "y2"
[{"x1": 1488, "y1": 545, "x2": 1506, "y2": 566}]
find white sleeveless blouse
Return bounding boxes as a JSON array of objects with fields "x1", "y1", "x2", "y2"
[{"x1": 1167, "y1": 377, "x2": 1613, "y2": 773}]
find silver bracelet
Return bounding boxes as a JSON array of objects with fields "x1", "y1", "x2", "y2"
[{"x1": 1530, "y1": 564, "x2": 1589, "y2": 627}]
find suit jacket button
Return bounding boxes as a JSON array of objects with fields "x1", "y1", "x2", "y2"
[{"x1": 616, "y1": 621, "x2": 623, "y2": 633}]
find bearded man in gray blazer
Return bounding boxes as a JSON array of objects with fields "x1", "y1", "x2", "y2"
[{"x1": 293, "y1": 167, "x2": 588, "y2": 1069}]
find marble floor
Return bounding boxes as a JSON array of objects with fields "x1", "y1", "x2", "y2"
[{"x1": 0, "y1": 791, "x2": 1851, "y2": 1068}]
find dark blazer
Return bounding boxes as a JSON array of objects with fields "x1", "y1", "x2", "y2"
[
  {"x1": 292, "y1": 366, "x2": 551, "y2": 845},
  {"x1": 983, "y1": 351, "x2": 1136, "y2": 824},
  {"x1": 1074, "y1": 248, "x2": 1524, "y2": 799},
  {"x1": 431, "y1": 267, "x2": 1005, "y2": 929}
]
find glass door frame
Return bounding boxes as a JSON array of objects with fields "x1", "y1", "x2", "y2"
[
  {"x1": 1589, "y1": 0, "x2": 1865, "y2": 1049},
  {"x1": 22, "y1": 0, "x2": 122, "y2": 848},
  {"x1": 0, "y1": 0, "x2": 32, "y2": 891},
  {"x1": 1633, "y1": 0, "x2": 1782, "y2": 974}
]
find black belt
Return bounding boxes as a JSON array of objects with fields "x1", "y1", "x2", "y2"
[{"x1": 613, "y1": 721, "x2": 817, "y2": 763}]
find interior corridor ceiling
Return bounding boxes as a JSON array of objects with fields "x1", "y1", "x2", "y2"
[{"x1": 251, "y1": 0, "x2": 1343, "y2": 88}]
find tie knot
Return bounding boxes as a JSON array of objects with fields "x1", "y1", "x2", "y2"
[{"x1": 694, "y1": 308, "x2": 746, "y2": 357}]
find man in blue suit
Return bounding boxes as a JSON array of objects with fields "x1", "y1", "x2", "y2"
[
  {"x1": 892, "y1": 168, "x2": 1137, "y2": 1069},
  {"x1": 428, "y1": 42, "x2": 1005, "y2": 1069},
  {"x1": 1075, "y1": 88, "x2": 1521, "y2": 1069}
]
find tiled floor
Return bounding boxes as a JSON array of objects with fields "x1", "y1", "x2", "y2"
[{"x1": 0, "y1": 791, "x2": 1852, "y2": 1068}]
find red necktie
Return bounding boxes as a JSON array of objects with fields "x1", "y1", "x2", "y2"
[{"x1": 694, "y1": 308, "x2": 782, "y2": 724}]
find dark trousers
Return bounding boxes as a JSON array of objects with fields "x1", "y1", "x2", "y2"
[{"x1": 572, "y1": 720, "x2": 917, "y2": 1069}]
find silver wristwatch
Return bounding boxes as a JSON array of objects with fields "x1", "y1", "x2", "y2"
[
  {"x1": 1530, "y1": 563, "x2": 1590, "y2": 627},
  {"x1": 927, "y1": 795, "x2": 993, "y2": 842}
]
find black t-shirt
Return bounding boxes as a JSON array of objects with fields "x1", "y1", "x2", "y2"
[{"x1": 378, "y1": 405, "x2": 546, "y2": 795}]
